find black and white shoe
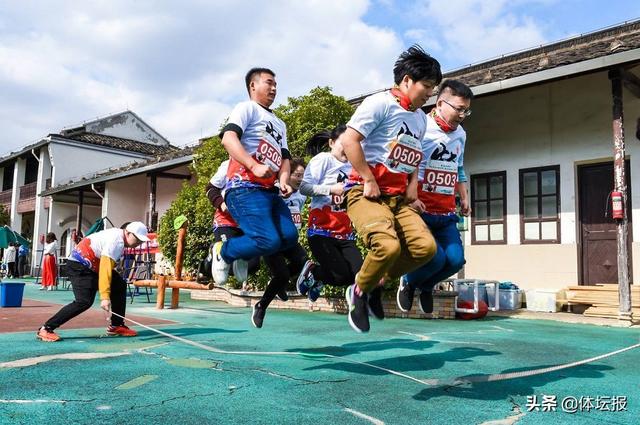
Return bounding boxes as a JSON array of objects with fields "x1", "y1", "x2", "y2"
[
  {"x1": 346, "y1": 284, "x2": 370, "y2": 333},
  {"x1": 367, "y1": 287, "x2": 385, "y2": 320},
  {"x1": 211, "y1": 241, "x2": 230, "y2": 285},
  {"x1": 275, "y1": 288, "x2": 289, "y2": 302},
  {"x1": 251, "y1": 302, "x2": 266, "y2": 329},
  {"x1": 296, "y1": 260, "x2": 316, "y2": 296},
  {"x1": 232, "y1": 259, "x2": 249, "y2": 283},
  {"x1": 396, "y1": 275, "x2": 415, "y2": 312},
  {"x1": 418, "y1": 289, "x2": 434, "y2": 314}
]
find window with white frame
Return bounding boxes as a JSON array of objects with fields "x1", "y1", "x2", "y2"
[
  {"x1": 471, "y1": 171, "x2": 506, "y2": 244},
  {"x1": 519, "y1": 165, "x2": 560, "y2": 243}
]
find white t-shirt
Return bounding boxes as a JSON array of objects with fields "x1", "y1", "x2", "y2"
[
  {"x1": 210, "y1": 160, "x2": 238, "y2": 228},
  {"x1": 210, "y1": 159, "x2": 230, "y2": 189},
  {"x1": 418, "y1": 113, "x2": 467, "y2": 214},
  {"x1": 302, "y1": 152, "x2": 354, "y2": 239},
  {"x1": 283, "y1": 190, "x2": 307, "y2": 230},
  {"x1": 347, "y1": 91, "x2": 427, "y2": 195},
  {"x1": 43, "y1": 241, "x2": 58, "y2": 256},
  {"x1": 225, "y1": 100, "x2": 289, "y2": 190},
  {"x1": 69, "y1": 228, "x2": 125, "y2": 272},
  {"x1": 4, "y1": 246, "x2": 16, "y2": 263}
]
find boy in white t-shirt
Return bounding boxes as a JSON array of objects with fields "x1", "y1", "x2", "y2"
[
  {"x1": 37, "y1": 221, "x2": 149, "y2": 342},
  {"x1": 341, "y1": 45, "x2": 442, "y2": 333},
  {"x1": 398, "y1": 80, "x2": 473, "y2": 314},
  {"x1": 214, "y1": 67, "x2": 299, "y2": 325}
]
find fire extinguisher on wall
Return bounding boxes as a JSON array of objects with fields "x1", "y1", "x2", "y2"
[{"x1": 611, "y1": 190, "x2": 624, "y2": 220}]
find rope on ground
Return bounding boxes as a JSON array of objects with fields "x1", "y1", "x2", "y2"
[{"x1": 109, "y1": 311, "x2": 640, "y2": 388}]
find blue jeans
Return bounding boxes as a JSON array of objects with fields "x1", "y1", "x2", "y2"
[
  {"x1": 222, "y1": 187, "x2": 298, "y2": 263},
  {"x1": 404, "y1": 213, "x2": 465, "y2": 291}
]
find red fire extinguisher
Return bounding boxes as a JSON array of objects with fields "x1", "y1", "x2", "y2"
[{"x1": 611, "y1": 191, "x2": 624, "y2": 220}]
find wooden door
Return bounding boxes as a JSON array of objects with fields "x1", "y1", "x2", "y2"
[{"x1": 578, "y1": 162, "x2": 632, "y2": 285}]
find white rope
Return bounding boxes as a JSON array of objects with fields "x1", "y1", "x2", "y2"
[{"x1": 108, "y1": 311, "x2": 639, "y2": 388}]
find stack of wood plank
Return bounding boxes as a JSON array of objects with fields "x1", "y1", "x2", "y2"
[{"x1": 564, "y1": 284, "x2": 640, "y2": 319}]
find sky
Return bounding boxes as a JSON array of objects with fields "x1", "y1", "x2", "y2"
[{"x1": 1, "y1": 0, "x2": 639, "y2": 154}]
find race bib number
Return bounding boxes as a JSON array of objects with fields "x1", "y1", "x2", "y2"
[
  {"x1": 291, "y1": 212, "x2": 302, "y2": 229},
  {"x1": 256, "y1": 138, "x2": 282, "y2": 172},
  {"x1": 384, "y1": 133, "x2": 423, "y2": 174},
  {"x1": 422, "y1": 160, "x2": 457, "y2": 195},
  {"x1": 331, "y1": 194, "x2": 345, "y2": 212}
]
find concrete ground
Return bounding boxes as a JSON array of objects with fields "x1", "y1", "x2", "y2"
[{"x1": 0, "y1": 279, "x2": 638, "y2": 425}]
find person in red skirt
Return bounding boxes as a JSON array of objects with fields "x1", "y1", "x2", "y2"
[{"x1": 41, "y1": 232, "x2": 58, "y2": 290}]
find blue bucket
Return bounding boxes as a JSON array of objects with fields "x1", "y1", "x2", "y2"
[{"x1": 0, "y1": 282, "x2": 26, "y2": 307}]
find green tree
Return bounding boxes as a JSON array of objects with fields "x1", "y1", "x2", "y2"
[
  {"x1": 274, "y1": 86, "x2": 354, "y2": 159},
  {"x1": 157, "y1": 86, "x2": 354, "y2": 289},
  {"x1": 157, "y1": 136, "x2": 226, "y2": 275}
]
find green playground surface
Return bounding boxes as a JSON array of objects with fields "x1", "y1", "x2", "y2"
[{"x1": 1, "y1": 280, "x2": 638, "y2": 425}]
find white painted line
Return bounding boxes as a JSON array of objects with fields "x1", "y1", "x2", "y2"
[
  {"x1": 344, "y1": 408, "x2": 384, "y2": 425},
  {"x1": 0, "y1": 352, "x2": 130, "y2": 368}
]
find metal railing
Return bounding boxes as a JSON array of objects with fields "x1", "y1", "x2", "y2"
[
  {"x1": 0, "y1": 189, "x2": 11, "y2": 205},
  {"x1": 19, "y1": 182, "x2": 37, "y2": 200}
]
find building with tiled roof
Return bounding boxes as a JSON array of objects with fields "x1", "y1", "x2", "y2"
[
  {"x1": 349, "y1": 19, "x2": 640, "y2": 306},
  {"x1": 0, "y1": 110, "x2": 178, "y2": 274}
]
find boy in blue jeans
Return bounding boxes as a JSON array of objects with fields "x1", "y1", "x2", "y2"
[
  {"x1": 214, "y1": 67, "x2": 298, "y2": 325},
  {"x1": 397, "y1": 80, "x2": 473, "y2": 314}
]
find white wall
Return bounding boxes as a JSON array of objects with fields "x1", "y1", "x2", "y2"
[
  {"x1": 85, "y1": 112, "x2": 168, "y2": 146},
  {"x1": 461, "y1": 68, "x2": 640, "y2": 287},
  {"x1": 10, "y1": 158, "x2": 26, "y2": 231},
  {"x1": 103, "y1": 174, "x2": 148, "y2": 228},
  {"x1": 156, "y1": 165, "x2": 191, "y2": 218},
  {"x1": 48, "y1": 142, "x2": 145, "y2": 187}
]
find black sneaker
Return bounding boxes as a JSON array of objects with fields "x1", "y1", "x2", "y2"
[
  {"x1": 396, "y1": 275, "x2": 415, "y2": 312},
  {"x1": 418, "y1": 289, "x2": 434, "y2": 314},
  {"x1": 275, "y1": 288, "x2": 289, "y2": 302},
  {"x1": 367, "y1": 287, "x2": 385, "y2": 320},
  {"x1": 252, "y1": 302, "x2": 266, "y2": 328},
  {"x1": 345, "y1": 284, "x2": 370, "y2": 333}
]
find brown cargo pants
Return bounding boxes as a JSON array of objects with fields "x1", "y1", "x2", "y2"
[{"x1": 346, "y1": 186, "x2": 437, "y2": 293}]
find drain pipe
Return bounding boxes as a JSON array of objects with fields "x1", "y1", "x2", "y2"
[{"x1": 91, "y1": 183, "x2": 104, "y2": 199}]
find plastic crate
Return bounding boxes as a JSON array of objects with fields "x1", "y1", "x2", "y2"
[
  {"x1": 525, "y1": 289, "x2": 559, "y2": 312},
  {"x1": 455, "y1": 281, "x2": 488, "y2": 304},
  {"x1": 0, "y1": 282, "x2": 26, "y2": 307},
  {"x1": 487, "y1": 286, "x2": 522, "y2": 310}
]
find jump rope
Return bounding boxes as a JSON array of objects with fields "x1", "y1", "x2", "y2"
[{"x1": 106, "y1": 310, "x2": 640, "y2": 388}]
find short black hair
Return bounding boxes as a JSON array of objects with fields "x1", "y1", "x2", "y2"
[
  {"x1": 306, "y1": 124, "x2": 347, "y2": 155},
  {"x1": 437, "y1": 79, "x2": 474, "y2": 100},
  {"x1": 393, "y1": 45, "x2": 442, "y2": 86},
  {"x1": 290, "y1": 157, "x2": 306, "y2": 171},
  {"x1": 245, "y1": 67, "x2": 275, "y2": 94}
]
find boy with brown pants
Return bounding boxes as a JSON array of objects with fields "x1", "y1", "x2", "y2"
[{"x1": 342, "y1": 45, "x2": 442, "y2": 332}]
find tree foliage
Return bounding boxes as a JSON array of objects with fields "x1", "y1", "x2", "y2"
[
  {"x1": 157, "y1": 136, "x2": 226, "y2": 275},
  {"x1": 157, "y1": 87, "x2": 354, "y2": 288},
  {"x1": 274, "y1": 86, "x2": 354, "y2": 159}
]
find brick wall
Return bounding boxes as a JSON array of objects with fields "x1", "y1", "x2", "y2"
[{"x1": 189, "y1": 288, "x2": 458, "y2": 320}]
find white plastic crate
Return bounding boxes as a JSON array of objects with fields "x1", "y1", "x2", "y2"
[
  {"x1": 525, "y1": 289, "x2": 559, "y2": 312},
  {"x1": 486, "y1": 286, "x2": 522, "y2": 310}
]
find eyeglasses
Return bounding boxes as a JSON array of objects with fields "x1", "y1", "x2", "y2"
[
  {"x1": 291, "y1": 173, "x2": 304, "y2": 178},
  {"x1": 442, "y1": 99, "x2": 472, "y2": 117}
]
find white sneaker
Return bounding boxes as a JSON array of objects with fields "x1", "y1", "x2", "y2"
[
  {"x1": 211, "y1": 241, "x2": 230, "y2": 285},
  {"x1": 232, "y1": 259, "x2": 249, "y2": 283}
]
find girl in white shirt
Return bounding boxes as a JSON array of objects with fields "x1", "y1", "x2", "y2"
[
  {"x1": 41, "y1": 233, "x2": 58, "y2": 290},
  {"x1": 297, "y1": 126, "x2": 364, "y2": 303}
]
